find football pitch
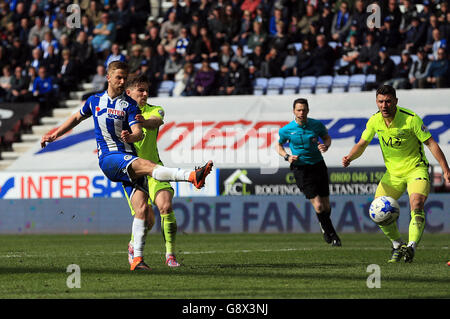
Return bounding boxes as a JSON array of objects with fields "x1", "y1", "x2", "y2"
[{"x1": 0, "y1": 233, "x2": 448, "y2": 299}]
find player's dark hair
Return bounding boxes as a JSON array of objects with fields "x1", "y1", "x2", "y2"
[
  {"x1": 125, "y1": 74, "x2": 150, "y2": 89},
  {"x1": 293, "y1": 98, "x2": 309, "y2": 109},
  {"x1": 376, "y1": 85, "x2": 396, "y2": 98}
]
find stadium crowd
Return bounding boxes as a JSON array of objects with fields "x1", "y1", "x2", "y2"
[{"x1": 0, "y1": 0, "x2": 448, "y2": 106}]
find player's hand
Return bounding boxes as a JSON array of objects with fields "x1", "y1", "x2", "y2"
[
  {"x1": 342, "y1": 155, "x2": 351, "y2": 167},
  {"x1": 444, "y1": 170, "x2": 450, "y2": 184},
  {"x1": 135, "y1": 114, "x2": 144, "y2": 123},
  {"x1": 40, "y1": 133, "x2": 57, "y2": 148},
  {"x1": 317, "y1": 142, "x2": 329, "y2": 153},
  {"x1": 289, "y1": 155, "x2": 298, "y2": 163},
  {"x1": 121, "y1": 130, "x2": 131, "y2": 142}
]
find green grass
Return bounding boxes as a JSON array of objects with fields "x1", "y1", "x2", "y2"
[{"x1": 0, "y1": 233, "x2": 448, "y2": 299}]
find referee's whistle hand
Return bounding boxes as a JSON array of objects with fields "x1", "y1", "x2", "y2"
[{"x1": 317, "y1": 142, "x2": 328, "y2": 153}]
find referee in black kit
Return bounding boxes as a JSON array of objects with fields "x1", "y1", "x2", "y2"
[{"x1": 277, "y1": 98, "x2": 341, "y2": 246}]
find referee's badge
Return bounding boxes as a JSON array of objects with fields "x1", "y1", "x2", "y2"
[
  {"x1": 158, "y1": 109, "x2": 165, "y2": 117},
  {"x1": 421, "y1": 124, "x2": 429, "y2": 133}
]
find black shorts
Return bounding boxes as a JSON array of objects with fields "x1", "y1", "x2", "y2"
[{"x1": 291, "y1": 160, "x2": 330, "y2": 199}]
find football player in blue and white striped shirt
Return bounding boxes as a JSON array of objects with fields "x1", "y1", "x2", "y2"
[{"x1": 41, "y1": 61, "x2": 213, "y2": 270}]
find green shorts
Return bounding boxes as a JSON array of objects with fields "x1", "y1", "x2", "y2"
[
  {"x1": 375, "y1": 166, "x2": 430, "y2": 200},
  {"x1": 124, "y1": 176, "x2": 174, "y2": 216}
]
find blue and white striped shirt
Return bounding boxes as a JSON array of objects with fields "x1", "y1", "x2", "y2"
[{"x1": 79, "y1": 91, "x2": 141, "y2": 158}]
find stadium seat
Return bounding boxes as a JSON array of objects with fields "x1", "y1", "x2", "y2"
[
  {"x1": 315, "y1": 75, "x2": 333, "y2": 94},
  {"x1": 293, "y1": 42, "x2": 302, "y2": 52},
  {"x1": 253, "y1": 77, "x2": 268, "y2": 95},
  {"x1": 266, "y1": 77, "x2": 284, "y2": 95},
  {"x1": 366, "y1": 74, "x2": 376, "y2": 84},
  {"x1": 283, "y1": 76, "x2": 300, "y2": 95},
  {"x1": 243, "y1": 45, "x2": 253, "y2": 55},
  {"x1": 210, "y1": 62, "x2": 219, "y2": 71},
  {"x1": 299, "y1": 76, "x2": 316, "y2": 94},
  {"x1": 157, "y1": 80, "x2": 175, "y2": 97},
  {"x1": 331, "y1": 75, "x2": 350, "y2": 93},
  {"x1": 348, "y1": 74, "x2": 366, "y2": 92},
  {"x1": 391, "y1": 55, "x2": 401, "y2": 65}
]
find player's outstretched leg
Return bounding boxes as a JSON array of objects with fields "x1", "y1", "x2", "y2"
[
  {"x1": 161, "y1": 211, "x2": 180, "y2": 267},
  {"x1": 316, "y1": 209, "x2": 341, "y2": 247},
  {"x1": 187, "y1": 160, "x2": 214, "y2": 189},
  {"x1": 404, "y1": 209, "x2": 425, "y2": 263}
]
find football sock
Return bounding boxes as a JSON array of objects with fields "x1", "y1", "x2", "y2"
[
  {"x1": 161, "y1": 211, "x2": 177, "y2": 256},
  {"x1": 408, "y1": 209, "x2": 425, "y2": 247},
  {"x1": 379, "y1": 221, "x2": 402, "y2": 245},
  {"x1": 152, "y1": 165, "x2": 190, "y2": 181},
  {"x1": 132, "y1": 217, "x2": 146, "y2": 258},
  {"x1": 392, "y1": 239, "x2": 404, "y2": 249},
  {"x1": 316, "y1": 209, "x2": 337, "y2": 236}
]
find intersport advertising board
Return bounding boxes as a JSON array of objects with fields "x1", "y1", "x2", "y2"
[{"x1": 2, "y1": 90, "x2": 449, "y2": 197}]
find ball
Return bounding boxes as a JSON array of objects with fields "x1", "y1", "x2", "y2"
[{"x1": 369, "y1": 196, "x2": 400, "y2": 225}]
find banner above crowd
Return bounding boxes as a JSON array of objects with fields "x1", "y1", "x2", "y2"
[{"x1": 5, "y1": 90, "x2": 450, "y2": 174}]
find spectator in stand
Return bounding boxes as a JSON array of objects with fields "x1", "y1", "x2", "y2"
[
  {"x1": 281, "y1": 44, "x2": 298, "y2": 77},
  {"x1": 384, "y1": 0, "x2": 403, "y2": 32},
  {"x1": 73, "y1": 31, "x2": 95, "y2": 81},
  {"x1": 29, "y1": 47, "x2": 44, "y2": 71},
  {"x1": 248, "y1": 44, "x2": 265, "y2": 77},
  {"x1": 319, "y1": 2, "x2": 333, "y2": 41},
  {"x1": 357, "y1": 32, "x2": 380, "y2": 74},
  {"x1": 85, "y1": 0, "x2": 102, "y2": 27},
  {"x1": 0, "y1": 65, "x2": 12, "y2": 102},
  {"x1": 404, "y1": 16, "x2": 427, "y2": 54},
  {"x1": 92, "y1": 12, "x2": 116, "y2": 55},
  {"x1": 269, "y1": 21, "x2": 289, "y2": 53},
  {"x1": 424, "y1": 15, "x2": 440, "y2": 51},
  {"x1": 223, "y1": 58, "x2": 252, "y2": 95},
  {"x1": 160, "y1": 11, "x2": 182, "y2": 39},
  {"x1": 112, "y1": 0, "x2": 131, "y2": 46},
  {"x1": 409, "y1": 47, "x2": 430, "y2": 89},
  {"x1": 161, "y1": 29, "x2": 179, "y2": 55},
  {"x1": 145, "y1": 26, "x2": 162, "y2": 54},
  {"x1": 234, "y1": 9, "x2": 253, "y2": 46},
  {"x1": 151, "y1": 44, "x2": 167, "y2": 89},
  {"x1": 185, "y1": 23, "x2": 201, "y2": 64},
  {"x1": 429, "y1": 28, "x2": 447, "y2": 60},
  {"x1": 175, "y1": 27, "x2": 190, "y2": 57},
  {"x1": 418, "y1": 1, "x2": 433, "y2": 24},
  {"x1": 32, "y1": 65, "x2": 56, "y2": 115},
  {"x1": 10, "y1": 37, "x2": 28, "y2": 70},
  {"x1": 437, "y1": 2, "x2": 448, "y2": 24},
  {"x1": 338, "y1": 34, "x2": 361, "y2": 75},
  {"x1": 425, "y1": 47, "x2": 449, "y2": 88},
  {"x1": 164, "y1": 51, "x2": 183, "y2": 81},
  {"x1": 194, "y1": 59, "x2": 216, "y2": 96},
  {"x1": 199, "y1": 26, "x2": 219, "y2": 62},
  {"x1": 105, "y1": 43, "x2": 126, "y2": 69},
  {"x1": 331, "y1": 0, "x2": 352, "y2": 44},
  {"x1": 129, "y1": 0, "x2": 151, "y2": 34},
  {"x1": 298, "y1": 4, "x2": 320, "y2": 37},
  {"x1": 233, "y1": 45, "x2": 249, "y2": 68},
  {"x1": 164, "y1": 0, "x2": 184, "y2": 22},
  {"x1": 399, "y1": 0, "x2": 418, "y2": 35},
  {"x1": 79, "y1": 15, "x2": 94, "y2": 41},
  {"x1": 286, "y1": 14, "x2": 302, "y2": 44},
  {"x1": 218, "y1": 42, "x2": 234, "y2": 68},
  {"x1": 380, "y1": 16, "x2": 402, "y2": 55},
  {"x1": 81, "y1": 64, "x2": 107, "y2": 101},
  {"x1": 40, "y1": 31, "x2": 59, "y2": 59},
  {"x1": 269, "y1": 6, "x2": 286, "y2": 36},
  {"x1": 371, "y1": 46, "x2": 396, "y2": 88},
  {"x1": 180, "y1": 0, "x2": 198, "y2": 26},
  {"x1": 295, "y1": 38, "x2": 315, "y2": 77},
  {"x1": 311, "y1": 34, "x2": 335, "y2": 76},
  {"x1": 247, "y1": 21, "x2": 267, "y2": 52},
  {"x1": 222, "y1": 4, "x2": 240, "y2": 45},
  {"x1": 56, "y1": 49, "x2": 78, "y2": 99},
  {"x1": 440, "y1": 12, "x2": 450, "y2": 45},
  {"x1": 28, "y1": 16, "x2": 50, "y2": 47},
  {"x1": 216, "y1": 63, "x2": 230, "y2": 95},
  {"x1": 128, "y1": 44, "x2": 144, "y2": 76},
  {"x1": 208, "y1": 6, "x2": 227, "y2": 46},
  {"x1": 261, "y1": 47, "x2": 284, "y2": 77},
  {"x1": 43, "y1": 45, "x2": 60, "y2": 78},
  {"x1": 173, "y1": 62, "x2": 197, "y2": 97},
  {"x1": 351, "y1": 0, "x2": 368, "y2": 35},
  {"x1": 8, "y1": 65, "x2": 31, "y2": 102},
  {"x1": 385, "y1": 50, "x2": 413, "y2": 89},
  {"x1": 197, "y1": 0, "x2": 212, "y2": 26}
]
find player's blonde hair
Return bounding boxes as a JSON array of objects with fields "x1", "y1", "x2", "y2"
[{"x1": 107, "y1": 61, "x2": 129, "y2": 76}]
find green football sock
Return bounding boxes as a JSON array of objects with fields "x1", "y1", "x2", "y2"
[
  {"x1": 161, "y1": 211, "x2": 177, "y2": 255},
  {"x1": 408, "y1": 209, "x2": 425, "y2": 247},
  {"x1": 379, "y1": 221, "x2": 402, "y2": 245}
]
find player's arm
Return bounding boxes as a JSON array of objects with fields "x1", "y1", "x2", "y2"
[
  {"x1": 423, "y1": 136, "x2": 450, "y2": 183},
  {"x1": 342, "y1": 138, "x2": 369, "y2": 167},
  {"x1": 41, "y1": 112, "x2": 87, "y2": 148},
  {"x1": 277, "y1": 142, "x2": 298, "y2": 163},
  {"x1": 121, "y1": 122, "x2": 144, "y2": 143},
  {"x1": 318, "y1": 134, "x2": 331, "y2": 153},
  {"x1": 135, "y1": 114, "x2": 163, "y2": 129}
]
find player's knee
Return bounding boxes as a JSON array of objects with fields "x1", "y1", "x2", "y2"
[{"x1": 158, "y1": 202, "x2": 173, "y2": 215}]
